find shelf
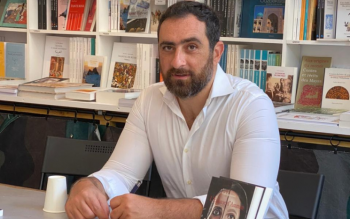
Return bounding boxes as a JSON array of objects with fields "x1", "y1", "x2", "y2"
[
  {"x1": 286, "y1": 40, "x2": 350, "y2": 46},
  {"x1": 0, "y1": 27, "x2": 27, "y2": 33},
  {"x1": 100, "y1": 31, "x2": 158, "y2": 38},
  {"x1": 29, "y1": 29, "x2": 98, "y2": 36},
  {"x1": 0, "y1": 95, "x2": 131, "y2": 113},
  {"x1": 221, "y1": 37, "x2": 284, "y2": 44}
]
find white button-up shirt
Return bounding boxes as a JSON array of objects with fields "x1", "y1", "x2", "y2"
[{"x1": 92, "y1": 65, "x2": 288, "y2": 218}]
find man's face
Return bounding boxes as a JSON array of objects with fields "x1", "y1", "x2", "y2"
[
  {"x1": 158, "y1": 15, "x2": 214, "y2": 99},
  {"x1": 209, "y1": 190, "x2": 241, "y2": 219}
]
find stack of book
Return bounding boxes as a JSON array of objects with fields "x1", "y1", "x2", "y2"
[{"x1": 96, "y1": 88, "x2": 141, "y2": 106}]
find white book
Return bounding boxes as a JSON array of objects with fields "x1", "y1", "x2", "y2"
[
  {"x1": 339, "y1": 110, "x2": 350, "y2": 121},
  {"x1": 46, "y1": 0, "x2": 52, "y2": 30},
  {"x1": 65, "y1": 88, "x2": 101, "y2": 101},
  {"x1": 83, "y1": 55, "x2": 108, "y2": 87},
  {"x1": 233, "y1": 0, "x2": 242, "y2": 37},
  {"x1": 324, "y1": 0, "x2": 337, "y2": 39},
  {"x1": 266, "y1": 66, "x2": 298, "y2": 104},
  {"x1": 42, "y1": 36, "x2": 70, "y2": 78},
  {"x1": 107, "y1": 42, "x2": 138, "y2": 88},
  {"x1": 277, "y1": 112, "x2": 340, "y2": 125},
  {"x1": 96, "y1": 88, "x2": 141, "y2": 105},
  {"x1": 336, "y1": 0, "x2": 350, "y2": 39},
  {"x1": 321, "y1": 68, "x2": 350, "y2": 110}
]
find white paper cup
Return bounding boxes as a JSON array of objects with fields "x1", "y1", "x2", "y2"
[{"x1": 43, "y1": 175, "x2": 68, "y2": 213}]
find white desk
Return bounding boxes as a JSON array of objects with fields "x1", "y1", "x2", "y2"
[{"x1": 0, "y1": 183, "x2": 68, "y2": 219}]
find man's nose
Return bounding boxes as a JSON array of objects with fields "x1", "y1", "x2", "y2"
[{"x1": 171, "y1": 48, "x2": 186, "y2": 69}]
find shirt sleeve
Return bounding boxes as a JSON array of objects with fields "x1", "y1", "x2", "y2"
[
  {"x1": 90, "y1": 91, "x2": 153, "y2": 200},
  {"x1": 230, "y1": 95, "x2": 280, "y2": 188}
]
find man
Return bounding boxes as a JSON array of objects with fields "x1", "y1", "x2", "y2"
[{"x1": 65, "y1": 2, "x2": 288, "y2": 219}]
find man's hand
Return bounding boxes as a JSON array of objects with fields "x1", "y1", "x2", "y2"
[
  {"x1": 65, "y1": 177, "x2": 110, "y2": 219},
  {"x1": 109, "y1": 194, "x2": 203, "y2": 219}
]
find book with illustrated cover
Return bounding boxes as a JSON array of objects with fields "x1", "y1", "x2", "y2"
[
  {"x1": 277, "y1": 111, "x2": 339, "y2": 125},
  {"x1": 125, "y1": 0, "x2": 151, "y2": 33},
  {"x1": 335, "y1": 0, "x2": 350, "y2": 39},
  {"x1": 83, "y1": 0, "x2": 96, "y2": 31},
  {"x1": 265, "y1": 66, "x2": 298, "y2": 104},
  {"x1": 240, "y1": 0, "x2": 285, "y2": 39},
  {"x1": 42, "y1": 36, "x2": 70, "y2": 78},
  {"x1": 96, "y1": 88, "x2": 141, "y2": 105},
  {"x1": 5, "y1": 42, "x2": 25, "y2": 79},
  {"x1": 201, "y1": 176, "x2": 273, "y2": 219},
  {"x1": 108, "y1": 42, "x2": 137, "y2": 89},
  {"x1": 295, "y1": 56, "x2": 332, "y2": 109},
  {"x1": 82, "y1": 55, "x2": 107, "y2": 87},
  {"x1": 58, "y1": 0, "x2": 69, "y2": 30},
  {"x1": 0, "y1": 0, "x2": 27, "y2": 28},
  {"x1": 118, "y1": 0, "x2": 130, "y2": 31},
  {"x1": 65, "y1": 0, "x2": 87, "y2": 31},
  {"x1": 150, "y1": 0, "x2": 167, "y2": 33},
  {"x1": 321, "y1": 68, "x2": 350, "y2": 110}
]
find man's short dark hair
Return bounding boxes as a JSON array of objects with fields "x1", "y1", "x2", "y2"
[{"x1": 157, "y1": 1, "x2": 220, "y2": 51}]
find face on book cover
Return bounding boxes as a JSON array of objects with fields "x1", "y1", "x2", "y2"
[
  {"x1": 158, "y1": 14, "x2": 220, "y2": 99},
  {"x1": 208, "y1": 189, "x2": 241, "y2": 219}
]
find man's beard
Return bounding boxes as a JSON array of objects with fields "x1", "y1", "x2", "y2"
[{"x1": 162, "y1": 54, "x2": 213, "y2": 99}]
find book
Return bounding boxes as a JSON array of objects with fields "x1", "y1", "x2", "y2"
[
  {"x1": 118, "y1": 97, "x2": 137, "y2": 108},
  {"x1": 5, "y1": 42, "x2": 26, "y2": 79},
  {"x1": 107, "y1": 42, "x2": 137, "y2": 88},
  {"x1": 65, "y1": 0, "x2": 87, "y2": 31},
  {"x1": 339, "y1": 111, "x2": 350, "y2": 121},
  {"x1": 290, "y1": 107, "x2": 348, "y2": 115},
  {"x1": 323, "y1": 0, "x2": 336, "y2": 39},
  {"x1": 240, "y1": 0, "x2": 285, "y2": 39},
  {"x1": 150, "y1": 0, "x2": 167, "y2": 33},
  {"x1": 83, "y1": 0, "x2": 96, "y2": 31},
  {"x1": 294, "y1": 56, "x2": 332, "y2": 109},
  {"x1": 0, "y1": 0, "x2": 27, "y2": 28},
  {"x1": 339, "y1": 120, "x2": 350, "y2": 128},
  {"x1": 42, "y1": 36, "x2": 70, "y2": 78},
  {"x1": 0, "y1": 0, "x2": 7, "y2": 23},
  {"x1": 96, "y1": 88, "x2": 141, "y2": 105},
  {"x1": 201, "y1": 176, "x2": 273, "y2": 219},
  {"x1": 65, "y1": 88, "x2": 100, "y2": 101},
  {"x1": 18, "y1": 77, "x2": 93, "y2": 93},
  {"x1": 125, "y1": 0, "x2": 151, "y2": 33},
  {"x1": 18, "y1": 90, "x2": 66, "y2": 99},
  {"x1": 0, "y1": 41, "x2": 4, "y2": 77},
  {"x1": 277, "y1": 111, "x2": 339, "y2": 125},
  {"x1": 118, "y1": 0, "x2": 130, "y2": 31},
  {"x1": 265, "y1": 66, "x2": 298, "y2": 104},
  {"x1": 274, "y1": 102, "x2": 294, "y2": 113},
  {"x1": 58, "y1": 0, "x2": 69, "y2": 30},
  {"x1": 82, "y1": 55, "x2": 107, "y2": 87},
  {"x1": 335, "y1": 0, "x2": 350, "y2": 39},
  {"x1": 0, "y1": 84, "x2": 18, "y2": 94},
  {"x1": 321, "y1": 68, "x2": 350, "y2": 110}
]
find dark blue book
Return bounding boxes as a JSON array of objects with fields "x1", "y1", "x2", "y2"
[{"x1": 240, "y1": 0, "x2": 285, "y2": 39}]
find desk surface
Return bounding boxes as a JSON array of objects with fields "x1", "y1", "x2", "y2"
[{"x1": 0, "y1": 183, "x2": 68, "y2": 219}]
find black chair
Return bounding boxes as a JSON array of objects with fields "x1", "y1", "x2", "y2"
[
  {"x1": 40, "y1": 136, "x2": 152, "y2": 196},
  {"x1": 278, "y1": 170, "x2": 325, "y2": 219}
]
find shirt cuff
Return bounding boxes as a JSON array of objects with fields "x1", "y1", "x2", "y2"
[
  {"x1": 89, "y1": 169, "x2": 129, "y2": 200},
  {"x1": 193, "y1": 194, "x2": 207, "y2": 207}
]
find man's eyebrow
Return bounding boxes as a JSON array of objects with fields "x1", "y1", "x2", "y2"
[{"x1": 159, "y1": 37, "x2": 202, "y2": 47}]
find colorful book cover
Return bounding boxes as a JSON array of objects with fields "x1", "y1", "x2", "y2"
[
  {"x1": 0, "y1": 0, "x2": 27, "y2": 28},
  {"x1": 323, "y1": 0, "x2": 336, "y2": 39},
  {"x1": 150, "y1": 0, "x2": 167, "y2": 33},
  {"x1": 260, "y1": 50, "x2": 268, "y2": 91},
  {"x1": 84, "y1": 0, "x2": 96, "y2": 31},
  {"x1": 125, "y1": 0, "x2": 151, "y2": 33},
  {"x1": 119, "y1": 0, "x2": 130, "y2": 31},
  {"x1": 240, "y1": 0, "x2": 285, "y2": 39},
  {"x1": 57, "y1": 0, "x2": 69, "y2": 30},
  {"x1": 5, "y1": 42, "x2": 25, "y2": 79},
  {"x1": 321, "y1": 68, "x2": 350, "y2": 110},
  {"x1": 66, "y1": 0, "x2": 87, "y2": 31},
  {"x1": 265, "y1": 66, "x2": 298, "y2": 104},
  {"x1": 254, "y1": 50, "x2": 261, "y2": 86},
  {"x1": 295, "y1": 56, "x2": 332, "y2": 109},
  {"x1": 0, "y1": 42, "x2": 4, "y2": 77},
  {"x1": 83, "y1": 55, "x2": 107, "y2": 87}
]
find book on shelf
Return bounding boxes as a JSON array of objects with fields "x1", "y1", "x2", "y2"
[
  {"x1": 118, "y1": 0, "x2": 130, "y2": 31},
  {"x1": 108, "y1": 42, "x2": 137, "y2": 89},
  {"x1": 83, "y1": 0, "x2": 96, "y2": 31},
  {"x1": 18, "y1": 90, "x2": 66, "y2": 99},
  {"x1": 277, "y1": 111, "x2": 339, "y2": 125},
  {"x1": 150, "y1": 0, "x2": 167, "y2": 33},
  {"x1": 294, "y1": 56, "x2": 332, "y2": 109},
  {"x1": 290, "y1": 107, "x2": 348, "y2": 115},
  {"x1": 82, "y1": 55, "x2": 107, "y2": 87},
  {"x1": 201, "y1": 176, "x2": 273, "y2": 219},
  {"x1": 42, "y1": 36, "x2": 70, "y2": 78},
  {"x1": 0, "y1": 0, "x2": 27, "y2": 28},
  {"x1": 58, "y1": 0, "x2": 69, "y2": 30},
  {"x1": 0, "y1": 42, "x2": 4, "y2": 77},
  {"x1": 321, "y1": 68, "x2": 350, "y2": 110},
  {"x1": 125, "y1": 0, "x2": 151, "y2": 33},
  {"x1": 273, "y1": 102, "x2": 294, "y2": 113},
  {"x1": 323, "y1": 0, "x2": 337, "y2": 39},
  {"x1": 65, "y1": 88, "x2": 101, "y2": 101},
  {"x1": 65, "y1": 0, "x2": 89, "y2": 31},
  {"x1": 265, "y1": 66, "x2": 298, "y2": 104},
  {"x1": 5, "y1": 42, "x2": 26, "y2": 79},
  {"x1": 18, "y1": 77, "x2": 93, "y2": 93},
  {"x1": 335, "y1": 0, "x2": 350, "y2": 39},
  {"x1": 96, "y1": 88, "x2": 141, "y2": 105},
  {"x1": 240, "y1": 0, "x2": 285, "y2": 39},
  {"x1": 339, "y1": 111, "x2": 350, "y2": 121},
  {"x1": 0, "y1": 84, "x2": 18, "y2": 96}
]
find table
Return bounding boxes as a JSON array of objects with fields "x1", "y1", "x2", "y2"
[{"x1": 0, "y1": 183, "x2": 68, "y2": 219}]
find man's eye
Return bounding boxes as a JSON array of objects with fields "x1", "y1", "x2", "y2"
[
  {"x1": 188, "y1": 44, "x2": 197, "y2": 50},
  {"x1": 212, "y1": 207, "x2": 222, "y2": 216},
  {"x1": 162, "y1": 46, "x2": 173, "y2": 51}
]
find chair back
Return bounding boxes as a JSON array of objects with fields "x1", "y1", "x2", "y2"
[{"x1": 278, "y1": 170, "x2": 325, "y2": 219}]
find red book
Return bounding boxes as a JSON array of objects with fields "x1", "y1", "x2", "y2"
[
  {"x1": 84, "y1": 0, "x2": 96, "y2": 31},
  {"x1": 66, "y1": 0, "x2": 87, "y2": 30}
]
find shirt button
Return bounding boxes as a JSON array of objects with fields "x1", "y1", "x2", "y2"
[
  {"x1": 187, "y1": 180, "x2": 192, "y2": 185},
  {"x1": 184, "y1": 148, "x2": 189, "y2": 153}
]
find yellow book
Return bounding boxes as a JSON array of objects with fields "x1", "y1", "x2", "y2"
[{"x1": 0, "y1": 42, "x2": 5, "y2": 77}]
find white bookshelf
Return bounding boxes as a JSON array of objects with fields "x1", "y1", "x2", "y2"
[{"x1": 0, "y1": 0, "x2": 349, "y2": 136}]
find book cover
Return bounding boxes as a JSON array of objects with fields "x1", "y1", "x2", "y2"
[
  {"x1": 240, "y1": 0, "x2": 285, "y2": 39},
  {"x1": 5, "y1": 42, "x2": 25, "y2": 79},
  {"x1": 150, "y1": 0, "x2": 167, "y2": 33},
  {"x1": 201, "y1": 176, "x2": 272, "y2": 219},
  {"x1": 84, "y1": 0, "x2": 96, "y2": 31},
  {"x1": 277, "y1": 111, "x2": 339, "y2": 125},
  {"x1": 321, "y1": 68, "x2": 350, "y2": 110},
  {"x1": 65, "y1": 88, "x2": 100, "y2": 101},
  {"x1": 295, "y1": 56, "x2": 332, "y2": 109},
  {"x1": 265, "y1": 66, "x2": 298, "y2": 104},
  {"x1": 335, "y1": 0, "x2": 350, "y2": 39},
  {"x1": 65, "y1": 0, "x2": 87, "y2": 31},
  {"x1": 42, "y1": 36, "x2": 70, "y2": 78},
  {"x1": 58, "y1": 0, "x2": 69, "y2": 30},
  {"x1": 119, "y1": 0, "x2": 130, "y2": 31},
  {"x1": 108, "y1": 42, "x2": 137, "y2": 89},
  {"x1": 82, "y1": 55, "x2": 107, "y2": 87},
  {"x1": 273, "y1": 102, "x2": 294, "y2": 113},
  {"x1": 0, "y1": 0, "x2": 27, "y2": 28},
  {"x1": 125, "y1": 0, "x2": 151, "y2": 33},
  {"x1": 323, "y1": 0, "x2": 336, "y2": 39},
  {"x1": 0, "y1": 41, "x2": 4, "y2": 77}
]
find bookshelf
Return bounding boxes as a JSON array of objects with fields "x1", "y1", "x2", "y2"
[{"x1": 0, "y1": 0, "x2": 349, "y2": 137}]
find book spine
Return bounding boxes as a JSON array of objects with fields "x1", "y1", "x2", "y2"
[
  {"x1": 316, "y1": 0, "x2": 321, "y2": 38},
  {"x1": 52, "y1": 0, "x2": 58, "y2": 30},
  {"x1": 254, "y1": 50, "x2": 261, "y2": 87},
  {"x1": 260, "y1": 50, "x2": 268, "y2": 91},
  {"x1": 304, "y1": 0, "x2": 310, "y2": 40},
  {"x1": 300, "y1": 0, "x2": 306, "y2": 40},
  {"x1": 249, "y1": 49, "x2": 254, "y2": 82},
  {"x1": 38, "y1": 0, "x2": 43, "y2": 29},
  {"x1": 239, "y1": 49, "x2": 244, "y2": 78},
  {"x1": 43, "y1": 0, "x2": 47, "y2": 29},
  {"x1": 320, "y1": 0, "x2": 325, "y2": 38}
]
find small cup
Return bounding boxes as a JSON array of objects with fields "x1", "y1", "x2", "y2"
[{"x1": 43, "y1": 175, "x2": 68, "y2": 213}]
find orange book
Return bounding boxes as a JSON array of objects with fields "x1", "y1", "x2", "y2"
[
  {"x1": 299, "y1": 0, "x2": 306, "y2": 40},
  {"x1": 66, "y1": 0, "x2": 87, "y2": 31},
  {"x1": 307, "y1": 0, "x2": 317, "y2": 40}
]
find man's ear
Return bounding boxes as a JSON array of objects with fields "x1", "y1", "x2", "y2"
[{"x1": 213, "y1": 41, "x2": 224, "y2": 64}]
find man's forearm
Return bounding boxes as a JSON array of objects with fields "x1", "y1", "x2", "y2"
[{"x1": 154, "y1": 198, "x2": 203, "y2": 219}]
